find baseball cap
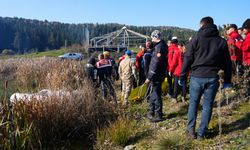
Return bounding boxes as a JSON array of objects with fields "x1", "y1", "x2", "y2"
[{"x1": 125, "y1": 50, "x2": 132, "y2": 56}]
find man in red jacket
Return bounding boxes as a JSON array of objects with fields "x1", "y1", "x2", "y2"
[
  {"x1": 169, "y1": 44, "x2": 186, "y2": 103},
  {"x1": 241, "y1": 19, "x2": 250, "y2": 96},
  {"x1": 242, "y1": 19, "x2": 250, "y2": 66},
  {"x1": 166, "y1": 37, "x2": 178, "y2": 98},
  {"x1": 226, "y1": 24, "x2": 243, "y2": 75}
]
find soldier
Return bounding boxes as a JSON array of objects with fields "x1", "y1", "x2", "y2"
[
  {"x1": 119, "y1": 50, "x2": 136, "y2": 106},
  {"x1": 145, "y1": 30, "x2": 168, "y2": 122},
  {"x1": 103, "y1": 51, "x2": 119, "y2": 81},
  {"x1": 97, "y1": 54, "x2": 116, "y2": 102}
]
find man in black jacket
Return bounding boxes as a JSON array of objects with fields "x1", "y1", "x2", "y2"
[
  {"x1": 179, "y1": 16, "x2": 232, "y2": 140},
  {"x1": 145, "y1": 30, "x2": 168, "y2": 122}
]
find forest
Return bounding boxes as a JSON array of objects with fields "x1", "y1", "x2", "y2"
[{"x1": 0, "y1": 17, "x2": 195, "y2": 54}]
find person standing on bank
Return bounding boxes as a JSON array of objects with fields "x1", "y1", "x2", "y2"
[
  {"x1": 119, "y1": 50, "x2": 137, "y2": 107},
  {"x1": 241, "y1": 19, "x2": 250, "y2": 96},
  {"x1": 179, "y1": 16, "x2": 232, "y2": 140},
  {"x1": 145, "y1": 30, "x2": 168, "y2": 122},
  {"x1": 136, "y1": 44, "x2": 147, "y2": 86}
]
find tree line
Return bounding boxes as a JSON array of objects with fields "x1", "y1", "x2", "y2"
[{"x1": 0, "y1": 17, "x2": 196, "y2": 54}]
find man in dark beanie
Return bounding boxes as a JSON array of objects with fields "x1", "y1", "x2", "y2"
[
  {"x1": 145, "y1": 30, "x2": 168, "y2": 122},
  {"x1": 179, "y1": 16, "x2": 232, "y2": 140},
  {"x1": 242, "y1": 19, "x2": 250, "y2": 66}
]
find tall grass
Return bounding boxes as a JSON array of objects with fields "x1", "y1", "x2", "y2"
[
  {"x1": 0, "y1": 57, "x2": 117, "y2": 149},
  {"x1": 95, "y1": 116, "x2": 136, "y2": 149}
]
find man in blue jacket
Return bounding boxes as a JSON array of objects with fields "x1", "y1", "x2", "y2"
[
  {"x1": 179, "y1": 16, "x2": 232, "y2": 140},
  {"x1": 145, "y1": 30, "x2": 168, "y2": 122}
]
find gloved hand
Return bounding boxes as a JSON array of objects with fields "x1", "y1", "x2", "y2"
[
  {"x1": 178, "y1": 79, "x2": 184, "y2": 86},
  {"x1": 223, "y1": 83, "x2": 232, "y2": 89}
]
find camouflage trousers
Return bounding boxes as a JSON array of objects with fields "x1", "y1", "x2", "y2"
[{"x1": 121, "y1": 78, "x2": 133, "y2": 104}]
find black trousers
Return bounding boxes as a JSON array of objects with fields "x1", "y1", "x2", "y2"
[
  {"x1": 148, "y1": 81, "x2": 163, "y2": 116},
  {"x1": 167, "y1": 74, "x2": 173, "y2": 96},
  {"x1": 173, "y1": 76, "x2": 187, "y2": 99},
  {"x1": 138, "y1": 70, "x2": 146, "y2": 86}
]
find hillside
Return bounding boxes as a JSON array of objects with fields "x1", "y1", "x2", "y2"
[{"x1": 0, "y1": 17, "x2": 195, "y2": 54}]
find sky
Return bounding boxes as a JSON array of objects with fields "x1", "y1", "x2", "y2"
[{"x1": 0, "y1": 0, "x2": 249, "y2": 30}]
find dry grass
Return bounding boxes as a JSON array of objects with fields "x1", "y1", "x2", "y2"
[
  {"x1": 0, "y1": 57, "x2": 117, "y2": 149},
  {"x1": 95, "y1": 116, "x2": 136, "y2": 149}
]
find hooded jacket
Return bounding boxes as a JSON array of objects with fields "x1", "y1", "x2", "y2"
[
  {"x1": 180, "y1": 24, "x2": 232, "y2": 84},
  {"x1": 168, "y1": 43, "x2": 178, "y2": 71},
  {"x1": 227, "y1": 31, "x2": 243, "y2": 61},
  {"x1": 242, "y1": 32, "x2": 250, "y2": 66},
  {"x1": 169, "y1": 46, "x2": 184, "y2": 76}
]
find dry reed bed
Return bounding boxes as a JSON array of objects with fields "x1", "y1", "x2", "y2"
[
  {"x1": 0, "y1": 57, "x2": 85, "y2": 91},
  {"x1": 0, "y1": 57, "x2": 117, "y2": 148}
]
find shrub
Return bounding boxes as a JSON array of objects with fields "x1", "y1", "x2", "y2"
[
  {"x1": 1, "y1": 49, "x2": 15, "y2": 55},
  {"x1": 96, "y1": 116, "x2": 136, "y2": 148},
  {"x1": 157, "y1": 133, "x2": 193, "y2": 150}
]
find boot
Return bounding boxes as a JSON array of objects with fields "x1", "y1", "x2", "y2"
[
  {"x1": 172, "y1": 98, "x2": 178, "y2": 103},
  {"x1": 185, "y1": 130, "x2": 196, "y2": 140},
  {"x1": 152, "y1": 113, "x2": 164, "y2": 122},
  {"x1": 122, "y1": 100, "x2": 129, "y2": 108},
  {"x1": 181, "y1": 97, "x2": 186, "y2": 103},
  {"x1": 147, "y1": 112, "x2": 154, "y2": 121}
]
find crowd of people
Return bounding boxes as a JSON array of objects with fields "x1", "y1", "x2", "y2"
[{"x1": 85, "y1": 16, "x2": 250, "y2": 140}]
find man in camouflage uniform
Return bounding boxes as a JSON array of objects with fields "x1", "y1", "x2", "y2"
[{"x1": 119, "y1": 50, "x2": 136, "y2": 106}]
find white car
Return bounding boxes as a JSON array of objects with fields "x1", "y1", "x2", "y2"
[{"x1": 58, "y1": 53, "x2": 83, "y2": 60}]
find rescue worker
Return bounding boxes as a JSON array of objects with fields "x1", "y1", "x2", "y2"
[
  {"x1": 96, "y1": 54, "x2": 116, "y2": 103},
  {"x1": 226, "y1": 24, "x2": 243, "y2": 75},
  {"x1": 241, "y1": 19, "x2": 250, "y2": 96},
  {"x1": 143, "y1": 44, "x2": 153, "y2": 102},
  {"x1": 144, "y1": 41, "x2": 153, "y2": 77},
  {"x1": 145, "y1": 30, "x2": 168, "y2": 122},
  {"x1": 118, "y1": 50, "x2": 136, "y2": 106},
  {"x1": 242, "y1": 19, "x2": 250, "y2": 66},
  {"x1": 136, "y1": 44, "x2": 147, "y2": 86},
  {"x1": 169, "y1": 44, "x2": 187, "y2": 103},
  {"x1": 166, "y1": 37, "x2": 179, "y2": 99}
]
